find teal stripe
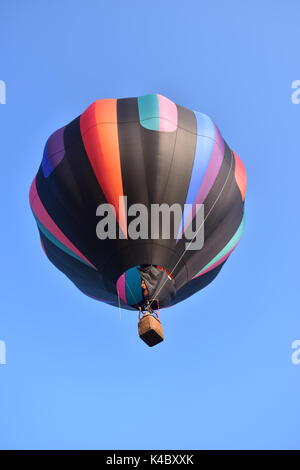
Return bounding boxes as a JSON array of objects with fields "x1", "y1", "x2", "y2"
[
  {"x1": 138, "y1": 94, "x2": 159, "y2": 130},
  {"x1": 196, "y1": 217, "x2": 245, "y2": 276},
  {"x1": 125, "y1": 267, "x2": 143, "y2": 305},
  {"x1": 33, "y1": 214, "x2": 94, "y2": 269}
]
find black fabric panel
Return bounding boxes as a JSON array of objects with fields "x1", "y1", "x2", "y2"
[
  {"x1": 173, "y1": 142, "x2": 244, "y2": 282},
  {"x1": 115, "y1": 101, "x2": 197, "y2": 285},
  {"x1": 40, "y1": 231, "x2": 115, "y2": 299},
  {"x1": 36, "y1": 117, "x2": 129, "y2": 275},
  {"x1": 40, "y1": 231, "x2": 137, "y2": 310},
  {"x1": 202, "y1": 142, "x2": 239, "y2": 241},
  {"x1": 186, "y1": 201, "x2": 244, "y2": 280},
  {"x1": 169, "y1": 262, "x2": 225, "y2": 307},
  {"x1": 117, "y1": 98, "x2": 150, "y2": 224},
  {"x1": 147, "y1": 106, "x2": 197, "y2": 278}
]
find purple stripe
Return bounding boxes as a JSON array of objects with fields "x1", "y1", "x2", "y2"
[
  {"x1": 194, "y1": 125, "x2": 224, "y2": 204},
  {"x1": 42, "y1": 126, "x2": 65, "y2": 177},
  {"x1": 177, "y1": 112, "x2": 216, "y2": 240}
]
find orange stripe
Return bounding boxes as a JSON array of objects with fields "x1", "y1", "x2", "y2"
[
  {"x1": 233, "y1": 151, "x2": 246, "y2": 201},
  {"x1": 80, "y1": 99, "x2": 127, "y2": 237}
]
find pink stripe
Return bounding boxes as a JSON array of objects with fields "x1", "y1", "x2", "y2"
[
  {"x1": 158, "y1": 94, "x2": 177, "y2": 132},
  {"x1": 194, "y1": 126, "x2": 224, "y2": 204},
  {"x1": 29, "y1": 178, "x2": 96, "y2": 268},
  {"x1": 116, "y1": 273, "x2": 127, "y2": 304}
]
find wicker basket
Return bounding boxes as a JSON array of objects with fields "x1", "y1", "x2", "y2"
[{"x1": 138, "y1": 314, "x2": 164, "y2": 347}]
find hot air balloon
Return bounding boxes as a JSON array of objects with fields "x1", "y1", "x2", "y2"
[{"x1": 29, "y1": 94, "x2": 246, "y2": 346}]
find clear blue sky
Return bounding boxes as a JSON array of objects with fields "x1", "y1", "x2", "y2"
[{"x1": 0, "y1": 0, "x2": 299, "y2": 450}]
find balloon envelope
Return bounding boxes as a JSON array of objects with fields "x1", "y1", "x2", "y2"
[{"x1": 30, "y1": 94, "x2": 246, "y2": 310}]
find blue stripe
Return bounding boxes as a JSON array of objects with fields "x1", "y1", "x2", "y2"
[
  {"x1": 125, "y1": 267, "x2": 143, "y2": 305},
  {"x1": 137, "y1": 94, "x2": 160, "y2": 131},
  {"x1": 186, "y1": 111, "x2": 215, "y2": 205},
  {"x1": 179, "y1": 112, "x2": 215, "y2": 232}
]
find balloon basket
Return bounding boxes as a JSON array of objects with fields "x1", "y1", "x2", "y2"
[{"x1": 138, "y1": 314, "x2": 164, "y2": 347}]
